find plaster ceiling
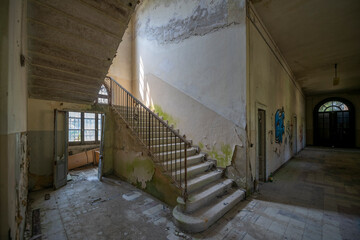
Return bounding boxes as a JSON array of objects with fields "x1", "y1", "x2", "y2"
[
  {"x1": 27, "y1": 0, "x2": 138, "y2": 103},
  {"x1": 252, "y1": 0, "x2": 360, "y2": 95}
]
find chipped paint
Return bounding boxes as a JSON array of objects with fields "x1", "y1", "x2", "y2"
[{"x1": 137, "y1": 0, "x2": 246, "y2": 44}]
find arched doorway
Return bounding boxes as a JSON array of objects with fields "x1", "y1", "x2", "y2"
[{"x1": 314, "y1": 98, "x2": 355, "y2": 147}]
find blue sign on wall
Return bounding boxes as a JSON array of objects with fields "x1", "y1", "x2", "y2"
[{"x1": 275, "y1": 108, "x2": 285, "y2": 144}]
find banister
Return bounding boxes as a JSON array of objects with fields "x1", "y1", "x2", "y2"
[
  {"x1": 106, "y1": 76, "x2": 191, "y2": 146},
  {"x1": 106, "y1": 76, "x2": 189, "y2": 200}
]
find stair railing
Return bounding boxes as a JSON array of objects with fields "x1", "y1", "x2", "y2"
[{"x1": 105, "y1": 76, "x2": 189, "y2": 201}]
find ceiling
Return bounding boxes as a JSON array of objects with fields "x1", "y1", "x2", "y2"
[
  {"x1": 27, "y1": 0, "x2": 138, "y2": 103},
  {"x1": 252, "y1": 0, "x2": 360, "y2": 95}
]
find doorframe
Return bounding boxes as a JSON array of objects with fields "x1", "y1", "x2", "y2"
[
  {"x1": 255, "y1": 102, "x2": 267, "y2": 182},
  {"x1": 313, "y1": 97, "x2": 355, "y2": 147},
  {"x1": 53, "y1": 109, "x2": 69, "y2": 189}
]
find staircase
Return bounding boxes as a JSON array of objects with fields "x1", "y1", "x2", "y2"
[{"x1": 106, "y1": 77, "x2": 246, "y2": 233}]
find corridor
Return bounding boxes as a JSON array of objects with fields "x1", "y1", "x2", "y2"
[{"x1": 25, "y1": 148, "x2": 360, "y2": 239}]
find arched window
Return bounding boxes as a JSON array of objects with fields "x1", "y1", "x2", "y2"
[
  {"x1": 98, "y1": 84, "x2": 109, "y2": 104},
  {"x1": 318, "y1": 101, "x2": 349, "y2": 112},
  {"x1": 314, "y1": 98, "x2": 355, "y2": 147}
]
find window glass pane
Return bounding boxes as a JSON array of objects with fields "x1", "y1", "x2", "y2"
[
  {"x1": 332, "y1": 106, "x2": 341, "y2": 111},
  {"x1": 333, "y1": 101, "x2": 341, "y2": 107},
  {"x1": 98, "y1": 85, "x2": 108, "y2": 96},
  {"x1": 69, "y1": 130, "x2": 81, "y2": 142},
  {"x1": 325, "y1": 107, "x2": 333, "y2": 112},
  {"x1": 98, "y1": 114, "x2": 102, "y2": 141},
  {"x1": 69, "y1": 112, "x2": 81, "y2": 142},
  {"x1": 84, "y1": 130, "x2": 95, "y2": 141},
  {"x1": 319, "y1": 105, "x2": 326, "y2": 112},
  {"x1": 84, "y1": 113, "x2": 95, "y2": 118},
  {"x1": 69, "y1": 112, "x2": 81, "y2": 118},
  {"x1": 340, "y1": 104, "x2": 349, "y2": 111},
  {"x1": 98, "y1": 98, "x2": 108, "y2": 104}
]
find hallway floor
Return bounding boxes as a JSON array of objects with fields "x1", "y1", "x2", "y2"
[{"x1": 25, "y1": 147, "x2": 360, "y2": 239}]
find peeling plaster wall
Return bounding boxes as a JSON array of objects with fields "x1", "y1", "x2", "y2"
[
  {"x1": 247, "y1": 5, "x2": 306, "y2": 187},
  {"x1": 0, "y1": 0, "x2": 28, "y2": 239},
  {"x1": 109, "y1": 111, "x2": 181, "y2": 206},
  {"x1": 144, "y1": 75, "x2": 247, "y2": 187},
  {"x1": 27, "y1": 98, "x2": 106, "y2": 190},
  {"x1": 129, "y1": 0, "x2": 247, "y2": 178},
  {"x1": 107, "y1": 18, "x2": 134, "y2": 92},
  {"x1": 306, "y1": 92, "x2": 360, "y2": 147}
]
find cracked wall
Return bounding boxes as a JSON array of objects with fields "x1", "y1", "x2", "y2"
[{"x1": 128, "y1": 0, "x2": 248, "y2": 181}]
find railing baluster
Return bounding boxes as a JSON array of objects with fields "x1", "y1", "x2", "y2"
[{"x1": 107, "y1": 77, "x2": 190, "y2": 202}]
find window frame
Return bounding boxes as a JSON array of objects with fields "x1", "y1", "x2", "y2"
[{"x1": 68, "y1": 111, "x2": 104, "y2": 146}]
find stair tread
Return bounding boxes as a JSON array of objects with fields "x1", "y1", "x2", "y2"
[
  {"x1": 180, "y1": 178, "x2": 233, "y2": 204},
  {"x1": 173, "y1": 189, "x2": 245, "y2": 232},
  {"x1": 173, "y1": 161, "x2": 213, "y2": 175},
  {"x1": 185, "y1": 169, "x2": 223, "y2": 187},
  {"x1": 156, "y1": 147, "x2": 197, "y2": 155},
  {"x1": 162, "y1": 153, "x2": 205, "y2": 165}
]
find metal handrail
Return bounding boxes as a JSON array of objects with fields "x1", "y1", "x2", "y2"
[{"x1": 106, "y1": 76, "x2": 188, "y2": 200}]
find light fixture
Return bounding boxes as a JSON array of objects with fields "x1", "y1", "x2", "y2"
[{"x1": 333, "y1": 63, "x2": 340, "y2": 86}]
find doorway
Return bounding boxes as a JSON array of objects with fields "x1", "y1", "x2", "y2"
[
  {"x1": 258, "y1": 109, "x2": 266, "y2": 182},
  {"x1": 314, "y1": 98, "x2": 355, "y2": 147},
  {"x1": 54, "y1": 110, "x2": 105, "y2": 189}
]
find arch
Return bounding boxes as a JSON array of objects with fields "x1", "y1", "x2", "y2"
[{"x1": 313, "y1": 97, "x2": 355, "y2": 147}]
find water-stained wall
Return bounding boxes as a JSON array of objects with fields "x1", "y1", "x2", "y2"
[
  {"x1": 108, "y1": 111, "x2": 181, "y2": 206},
  {"x1": 247, "y1": 4, "x2": 306, "y2": 187},
  {"x1": 0, "y1": 0, "x2": 28, "y2": 239},
  {"x1": 130, "y1": 0, "x2": 248, "y2": 185},
  {"x1": 27, "y1": 99, "x2": 107, "y2": 190}
]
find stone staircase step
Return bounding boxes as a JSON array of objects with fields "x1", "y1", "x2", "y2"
[
  {"x1": 177, "y1": 178, "x2": 234, "y2": 213},
  {"x1": 183, "y1": 169, "x2": 223, "y2": 193},
  {"x1": 146, "y1": 137, "x2": 177, "y2": 145},
  {"x1": 151, "y1": 142, "x2": 185, "y2": 153},
  {"x1": 139, "y1": 131, "x2": 175, "y2": 138},
  {"x1": 155, "y1": 147, "x2": 197, "y2": 161},
  {"x1": 161, "y1": 153, "x2": 205, "y2": 169},
  {"x1": 173, "y1": 161, "x2": 214, "y2": 179},
  {"x1": 172, "y1": 189, "x2": 245, "y2": 233}
]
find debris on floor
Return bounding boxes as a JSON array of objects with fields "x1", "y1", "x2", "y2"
[{"x1": 44, "y1": 194, "x2": 50, "y2": 200}]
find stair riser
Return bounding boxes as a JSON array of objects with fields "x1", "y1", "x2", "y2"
[
  {"x1": 151, "y1": 143, "x2": 186, "y2": 153},
  {"x1": 155, "y1": 149, "x2": 197, "y2": 161},
  {"x1": 186, "y1": 172, "x2": 222, "y2": 194},
  {"x1": 174, "y1": 163, "x2": 213, "y2": 180},
  {"x1": 162, "y1": 155, "x2": 204, "y2": 169},
  {"x1": 180, "y1": 181, "x2": 233, "y2": 213},
  {"x1": 139, "y1": 131, "x2": 176, "y2": 138}
]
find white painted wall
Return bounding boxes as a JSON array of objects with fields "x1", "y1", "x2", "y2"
[
  {"x1": 247, "y1": 5, "x2": 306, "y2": 184},
  {"x1": 129, "y1": 0, "x2": 248, "y2": 176}
]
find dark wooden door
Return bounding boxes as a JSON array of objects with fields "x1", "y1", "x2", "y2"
[{"x1": 316, "y1": 110, "x2": 351, "y2": 147}]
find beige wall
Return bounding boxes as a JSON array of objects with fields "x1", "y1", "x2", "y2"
[
  {"x1": 107, "y1": 18, "x2": 134, "y2": 92},
  {"x1": 247, "y1": 5, "x2": 306, "y2": 184},
  {"x1": 0, "y1": 0, "x2": 28, "y2": 239},
  {"x1": 27, "y1": 98, "x2": 103, "y2": 190},
  {"x1": 306, "y1": 92, "x2": 360, "y2": 147}
]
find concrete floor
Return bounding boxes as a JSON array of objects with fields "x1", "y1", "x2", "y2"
[{"x1": 24, "y1": 147, "x2": 360, "y2": 240}]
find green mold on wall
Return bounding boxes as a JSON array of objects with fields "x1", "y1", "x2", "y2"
[
  {"x1": 207, "y1": 144, "x2": 232, "y2": 168},
  {"x1": 153, "y1": 104, "x2": 177, "y2": 127}
]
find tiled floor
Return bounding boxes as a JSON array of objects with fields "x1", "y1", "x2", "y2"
[{"x1": 25, "y1": 147, "x2": 360, "y2": 239}]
